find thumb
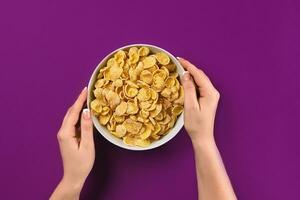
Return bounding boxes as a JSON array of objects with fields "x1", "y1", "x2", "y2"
[
  {"x1": 80, "y1": 109, "x2": 94, "y2": 148},
  {"x1": 181, "y1": 71, "x2": 199, "y2": 112}
]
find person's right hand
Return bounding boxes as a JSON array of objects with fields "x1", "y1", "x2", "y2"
[
  {"x1": 179, "y1": 58, "x2": 237, "y2": 200},
  {"x1": 179, "y1": 57, "x2": 220, "y2": 145}
]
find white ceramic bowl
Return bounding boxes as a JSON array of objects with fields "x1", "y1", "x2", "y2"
[{"x1": 87, "y1": 44, "x2": 184, "y2": 150}]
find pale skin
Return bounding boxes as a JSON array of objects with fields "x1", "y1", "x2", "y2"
[
  {"x1": 50, "y1": 87, "x2": 94, "y2": 200},
  {"x1": 50, "y1": 58, "x2": 236, "y2": 200},
  {"x1": 178, "y1": 57, "x2": 237, "y2": 200}
]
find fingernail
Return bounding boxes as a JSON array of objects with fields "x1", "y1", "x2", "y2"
[
  {"x1": 83, "y1": 108, "x2": 90, "y2": 120},
  {"x1": 176, "y1": 56, "x2": 181, "y2": 60},
  {"x1": 182, "y1": 71, "x2": 191, "y2": 81},
  {"x1": 82, "y1": 87, "x2": 87, "y2": 93}
]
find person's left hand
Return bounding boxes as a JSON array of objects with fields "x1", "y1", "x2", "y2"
[{"x1": 57, "y1": 87, "x2": 95, "y2": 189}]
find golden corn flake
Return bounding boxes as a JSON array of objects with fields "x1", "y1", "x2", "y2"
[
  {"x1": 95, "y1": 79, "x2": 108, "y2": 88},
  {"x1": 150, "y1": 103, "x2": 162, "y2": 118},
  {"x1": 139, "y1": 101, "x2": 152, "y2": 109},
  {"x1": 123, "y1": 118, "x2": 142, "y2": 134},
  {"x1": 105, "y1": 90, "x2": 121, "y2": 108},
  {"x1": 152, "y1": 75, "x2": 165, "y2": 91},
  {"x1": 140, "y1": 70, "x2": 153, "y2": 84},
  {"x1": 174, "y1": 86, "x2": 184, "y2": 104},
  {"x1": 164, "y1": 63, "x2": 176, "y2": 72},
  {"x1": 153, "y1": 69, "x2": 168, "y2": 80},
  {"x1": 161, "y1": 88, "x2": 172, "y2": 98},
  {"x1": 99, "y1": 113, "x2": 111, "y2": 125},
  {"x1": 128, "y1": 53, "x2": 139, "y2": 64},
  {"x1": 165, "y1": 77, "x2": 175, "y2": 88},
  {"x1": 123, "y1": 136, "x2": 150, "y2": 147},
  {"x1": 155, "y1": 52, "x2": 170, "y2": 65},
  {"x1": 107, "y1": 58, "x2": 118, "y2": 67},
  {"x1": 137, "y1": 88, "x2": 151, "y2": 102},
  {"x1": 138, "y1": 47, "x2": 150, "y2": 56},
  {"x1": 140, "y1": 109, "x2": 150, "y2": 118},
  {"x1": 114, "y1": 124, "x2": 127, "y2": 138},
  {"x1": 126, "y1": 100, "x2": 139, "y2": 114},
  {"x1": 124, "y1": 84, "x2": 139, "y2": 98},
  {"x1": 91, "y1": 46, "x2": 184, "y2": 147},
  {"x1": 114, "y1": 50, "x2": 126, "y2": 62},
  {"x1": 128, "y1": 47, "x2": 139, "y2": 64},
  {"x1": 93, "y1": 88, "x2": 103, "y2": 99},
  {"x1": 136, "y1": 80, "x2": 150, "y2": 88},
  {"x1": 129, "y1": 47, "x2": 138, "y2": 55},
  {"x1": 172, "y1": 105, "x2": 184, "y2": 116},
  {"x1": 115, "y1": 101, "x2": 127, "y2": 116},
  {"x1": 113, "y1": 79, "x2": 123, "y2": 87},
  {"x1": 90, "y1": 99, "x2": 102, "y2": 114},
  {"x1": 142, "y1": 56, "x2": 156, "y2": 68},
  {"x1": 104, "y1": 62, "x2": 123, "y2": 81},
  {"x1": 101, "y1": 106, "x2": 110, "y2": 115},
  {"x1": 139, "y1": 126, "x2": 151, "y2": 139},
  {"x1": 154, "y1": 112, "x2": 164, "y2": 121},
  {"x1": 135, "y1": 138, "x2": 150, "y2": 147}
]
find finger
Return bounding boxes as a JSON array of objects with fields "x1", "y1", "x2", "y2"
[
  {"x1": 178, "y1": 57, "x2": 216, "y2": 95},
  {"x1": 181, "y1": 71, "x2": 199, "y2": 111},
  {"x1": 80, "y1": 108, "x2": 94, "y2": 148},
  {"x1": 63, "y1": 87, "x2": 88, "y2": 128}
]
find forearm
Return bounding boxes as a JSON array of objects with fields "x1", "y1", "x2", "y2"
[
  {"x1": 50, "y1": 178, "x2": 83, "y2": 200},
  {"x1": 192, "y1": 138, "x2": 236, "y2": 200}
]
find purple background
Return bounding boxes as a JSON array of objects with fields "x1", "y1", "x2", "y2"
[{"x1": 0, "y1": 0, "x2": 299, "y2": 199}]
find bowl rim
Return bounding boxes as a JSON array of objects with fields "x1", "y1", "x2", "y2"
[{"x1": 87, "y1": 43, "x2": 184, "y2": 151}]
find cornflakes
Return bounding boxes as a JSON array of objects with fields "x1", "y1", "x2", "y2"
[{"x1": 91, "y1": 46, "x2": 184, "y2": 147}]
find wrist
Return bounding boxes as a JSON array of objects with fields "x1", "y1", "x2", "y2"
[
  {"x1": 187, "y1": 127, "x2": 215, "y2": 146},
  {"x1": 191, "y1": 136, "x2": 216, "y2": 150},
  {"x1": 50, "y1": 177, "x2": 83, "y2": 200},
  {"x1": 60, "y1": 175, "x2": 85, "y2": 194}
]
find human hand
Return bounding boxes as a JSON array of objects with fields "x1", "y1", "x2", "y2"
[
  {"x1": 179, "y1": 58, "x2": 220, "y2": 145},
  {"x1": 56, "y1": 87, "x2": 95, "y2": 191}
]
